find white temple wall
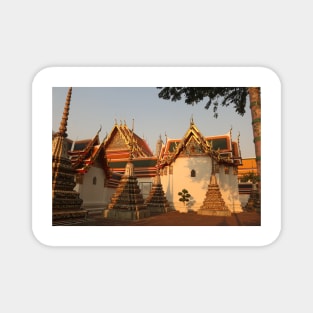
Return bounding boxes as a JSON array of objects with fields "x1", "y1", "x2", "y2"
[
  {"x1": 161, "y1": 156, "x2": 212, "y2": 212},
  {"x1": 75, "y1": 166, "x2": 107, "y2": 209},
  {"x1": 103, "y1": 187, "x2": 115, "y2": 208},
  {"x1": 160, "y1": 156, "x2": 242, "y2": 213}
]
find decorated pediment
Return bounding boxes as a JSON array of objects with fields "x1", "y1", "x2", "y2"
[
  {"x1": 106, "y1": 129, "x2": 129, "y2": 150},
  {"x1": 159, "y1": 120, "x2": 240, "y2": 167},
  {"x1": 183, "y1": 136, "x2": 206, "y2": 155},
  {"x1": 104, "y1": 123, "x2": 153, "y2": 158}
]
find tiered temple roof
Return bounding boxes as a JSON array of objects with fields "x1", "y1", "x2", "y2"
[
  {"x1": 158, "y1": 119, "x2": 242, "y2": 168},
  {"x1": 104, "y1": 121, "x2": 154, "y2": 158},
  {"x1": 65, "y1": 121, "x2": 158, "y2": 189},
  {"x1": 68, "y1": 128, "x2": 109, "y2": 178},
  {"x1": 103, "y1": 121, "x2": 157, "y2": 187}
]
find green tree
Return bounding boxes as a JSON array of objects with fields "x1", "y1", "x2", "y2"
[
  {"x1": 158, "y1": 87, "x2": 261, "y2": 193},
  {"x1": 178, "y1": 189, "x2": 191, "y2": 207}
]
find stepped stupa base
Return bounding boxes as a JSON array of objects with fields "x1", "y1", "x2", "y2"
[
  {"x1": 148, "y1": 205, "x2": 169, "y2": 214},
  {"x1": 104, "y1": 208, "x2": 150, "y2": 220},
  {"x1": 144, "y1": 174, "x2": 170, "y2": 215},
  {"x1": 197, "y1": 208, "x2": 231, "y2": 217},
  {"x1": 53, "y1": 209, "x2": 88, "y2": 221},
  {"x1": 198, "y1": 174, "x2": 231, "y2": 216},
  {"x1": 105, "y1": 160, "x2": 152, "y2": 220}
]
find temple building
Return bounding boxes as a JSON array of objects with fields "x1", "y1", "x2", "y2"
[
  {"x1": 64, "y1": 119, "x2": 243, "y2": 214},
  {"x1": 103, "y1": 120, "x2": 157, "y2": 191},
  {"x1": 67, "y1": 120, "x2": 158, "y2": 211},
  {"x1": 157, "y1": 119, "x2": 243, "y2": 213},
  {"x1": 67, "y1": 128, "x2": 110, "y2": 212}
]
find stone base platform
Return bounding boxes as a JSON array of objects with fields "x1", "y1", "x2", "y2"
[
  {"x1": 148, "y1": 205, "x2": 169, "y2": 214},
  {"x1": 104, "y1": 209, "x2": 151, "y2": 220},
  {"x1": 197, "y1": 209, "x2": 231, "y2": 217},
  {"x1": 83, "y1": 208, "x2": 104, "y2": 216},
  {"x1": 53, "y1": 210, "x2": 88, "y2": 221}
]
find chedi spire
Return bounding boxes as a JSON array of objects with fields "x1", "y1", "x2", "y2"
[
  {"x1": 52, "y1": 87, "x2": 86, "y2": 224},
  {"x1": 58, "y1": 87, "x2": 72, "y2": 137}
]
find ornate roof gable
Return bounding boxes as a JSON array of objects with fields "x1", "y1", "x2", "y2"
[
  {"x1": 104, "y1": 122, "x2": 153, "y2": 158},
  {"x1": 68, "y1": 128, "x2": 109, "y2": 174},
  {"x1": 159, "y1": 120, "x2": 238, "y2": 167},
  {"x1": 160, "y1": 121, "x2": 215, "y2": 166}
]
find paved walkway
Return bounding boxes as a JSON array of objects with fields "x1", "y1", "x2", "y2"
[{"x1": 65, "y1": 210, "x2": 260, "y2": 226}]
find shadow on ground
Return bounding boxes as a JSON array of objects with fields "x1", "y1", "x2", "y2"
[{"x1": 64, "y1": 211, "x2": 261, "y2": 226}]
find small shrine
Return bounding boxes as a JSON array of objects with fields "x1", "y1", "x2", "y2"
[
  {"x1": 52, "y1": 87, "x2": 87, "y2": 223},
  {"x1": 145, "y1": 166, "x2": 170, "y2": 214},
  {"x1": 198, "y1": 165, "x2": 231, "y2": 216},
  {"x1": 104, "y1": 138, "x2": 150, "y2": 220}
]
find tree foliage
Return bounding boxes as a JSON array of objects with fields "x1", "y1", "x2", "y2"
[{"x1": 157, "y1": 87, "x2": 249, "y2": 118}]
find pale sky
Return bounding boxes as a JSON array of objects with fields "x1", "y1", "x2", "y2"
[{"x1": 52, "y1": 87, "x2": 256, "y2": 158}]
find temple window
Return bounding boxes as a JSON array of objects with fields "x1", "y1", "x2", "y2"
[
  {"x1": 224, "y1": 166, "x2": 229, "y2": 174},
  {"x1": 191, "y1": 169, "x2": 196, "y2": 177},
  {"x1": 93, "y1": 176, "x2": 97, "y2": 185}
]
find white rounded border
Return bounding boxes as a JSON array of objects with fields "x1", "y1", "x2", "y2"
[{"x1": 32, "y1": 67, "x2": 281, "y2": 246}]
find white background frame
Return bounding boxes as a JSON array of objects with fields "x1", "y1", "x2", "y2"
[{"x1": 32, "y1": 67, "x2": 281, "y2": 247}]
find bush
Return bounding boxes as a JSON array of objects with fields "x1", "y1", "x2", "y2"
[{"x1": 178, "y1": 189, "x2": 191, "y2": 206}]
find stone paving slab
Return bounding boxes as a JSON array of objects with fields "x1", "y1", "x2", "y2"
[{"x1": 69, "y1": 211, "x2": 260, "y2": 226}]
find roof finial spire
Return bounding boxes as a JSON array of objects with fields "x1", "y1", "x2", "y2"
[
  {"x1": 190, "y1": 114, "x2": 194, "y2": 125},
  {"x1": 129, "y1": 118, "x2": 135, "y2": 160},
  {"x1": 237, "y1": 131, "x2": 242, "y2": 158},
  {"x1": 58, "y1": 87, "x2": 72, "y2": 137}
]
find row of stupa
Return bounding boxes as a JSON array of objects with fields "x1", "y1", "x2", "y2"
[{"x1": 52, "y1": 87, "x2": 232, "y2": 223}]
